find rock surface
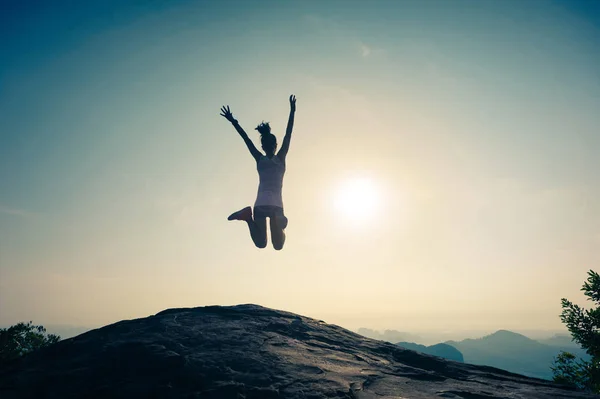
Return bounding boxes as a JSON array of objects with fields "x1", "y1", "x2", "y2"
[{"x1": 0, "y1": 304, "x2": 597, "y2": 398}]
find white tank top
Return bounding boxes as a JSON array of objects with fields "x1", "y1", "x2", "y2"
[{"x1": 254, "y1": 155, "x2": 285, "y2": 208}]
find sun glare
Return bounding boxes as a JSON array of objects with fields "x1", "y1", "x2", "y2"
[{"x1": 333, "y1": 176, "x2": 382, "y2": 224}]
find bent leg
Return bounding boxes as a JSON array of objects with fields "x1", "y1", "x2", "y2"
[
  {"x1": 247, "y1": 217, "x2": 267, "y2": 248},
  {"x1": 270, "y1": 217, "x2": 286, "y2": 250}
]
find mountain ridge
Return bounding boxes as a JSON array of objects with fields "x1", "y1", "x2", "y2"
[
  {"x1": 446, "y1": 329, "x2": 589, "y2": 380},
  {"x1": 396, "y1": 341, "x2": 465, "y2": 363}
]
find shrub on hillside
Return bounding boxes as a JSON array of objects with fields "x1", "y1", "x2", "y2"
[{"x1": 0, "y1": 321, "x2": 60, "y2": 364}]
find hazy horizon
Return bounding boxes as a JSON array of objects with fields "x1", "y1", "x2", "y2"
[
  {"x1": 2, "y1": 319, "x2": 573, "y2": 345},
  {"x1": 1, "y1": 1, "x2": 599, "y2": 335},
  {"x1": 0, "y1": 300, "x2": 579, "y2": 345}
]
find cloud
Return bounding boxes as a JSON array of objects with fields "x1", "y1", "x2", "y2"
[
  {"x1": 303, "y1": 14, "x2": 384, "y2": 59},
  {"x1": 0, "y1": 204, "x2": 32, "y2": 217},
  {"x1": 360, "y1": 43, "x2": 371, "y2": 57},
  {"x1": 358, "y1": 41, "x2": 386, "y2": 58}
]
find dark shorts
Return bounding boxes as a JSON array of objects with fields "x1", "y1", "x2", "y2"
[{"x1": 254, "y1": 206, "x2": 288, "y2": 229}]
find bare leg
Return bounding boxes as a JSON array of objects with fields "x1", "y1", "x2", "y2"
[
  {"x1": 248, "y1": 217, "x2": 267, "y2": 248},
  {"x1": 270, "y1": 217, "x2": 286, "y2": 250},
  {"x1": 228, "y1": 206, "x2": 267, "y2": 249}
]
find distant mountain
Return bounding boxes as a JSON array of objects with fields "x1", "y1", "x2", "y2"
[
  {"x1": 396, "y1": 342, "x2": 464, "y2": 362},
  {"x1": 45, "y1": 325, "x2": 92, "y2": 339},
  {"x1": 538, "y1": 334, "x2": 580, "y2": 349},
  {"x1": 357, "y1": 328, "x2": 421, "y2": 343},
  {"x1": 446, "y1": 330, "x2": 589, "y2": 380}
]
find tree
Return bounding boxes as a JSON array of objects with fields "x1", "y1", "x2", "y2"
[
  {"x1": 551, "y1": 351, "x2": 592, "y2": 390},
  {"x1": 552, "y1": 270, "x2": 600, "y2": 393},
  {"x1": 0, "y1": 321, "x2": 60, "y2": 364}
]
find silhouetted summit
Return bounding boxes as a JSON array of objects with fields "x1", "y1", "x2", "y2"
[
  {"x1": 0, "y1": 305, "x2": 595, "y2": 398},
  {"x1": 446, "y1": 329, "x2": 589, "y2": 380},
  {"x1": 396, "y1": 342, "x2": 465, "y2": 363}
]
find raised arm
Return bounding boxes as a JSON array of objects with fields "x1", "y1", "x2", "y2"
[
  {"x1": 220, "y1": 105, "x2": 262, "y2": 161},
  {"x1": 277, "y1": 94, "x2": 296, "y2": 160}
]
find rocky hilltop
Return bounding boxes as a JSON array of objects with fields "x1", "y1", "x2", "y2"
[{"x1": 0, "y1": 304, "x2": 596, "y2": 398}]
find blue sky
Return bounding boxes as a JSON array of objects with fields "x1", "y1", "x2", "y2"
[{"x1": 1, "y1": 0, "x2": 599, "y2": 333}]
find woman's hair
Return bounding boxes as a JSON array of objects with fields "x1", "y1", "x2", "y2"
[
  {"x1": 256, "y1": 121, "x2": 277, "y2": 151},
  {"x1": 255, "y1": 121, "x2": 271, "y2": 135}
]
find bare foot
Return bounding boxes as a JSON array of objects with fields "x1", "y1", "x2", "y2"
[{"x1": 227, "y1": 206, "x2": 252, "y2": 221}]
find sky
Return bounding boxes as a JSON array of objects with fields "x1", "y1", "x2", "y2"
[{"x1": 1, "y1": 0, "x2": 599, "y2": 337}]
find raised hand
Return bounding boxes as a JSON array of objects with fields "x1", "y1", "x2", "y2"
[
  {"x1": 289, "y1": 95, "x2": 296, "y2": 112},
  {"x1": 219, "y1": 105, "x2": 237, "y2": 123}
]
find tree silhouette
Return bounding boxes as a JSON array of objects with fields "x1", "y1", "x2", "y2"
[
  {"x1": 0, "y1": 321, "x2": 60, "y2": 364},
  {"x1": 552, "y1": 270, "x2": 600, "y2": 393}
]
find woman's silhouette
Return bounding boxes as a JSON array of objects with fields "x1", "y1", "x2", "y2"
[{"x1": 220, "y1": 94, "x2": 296, "y2": 250}]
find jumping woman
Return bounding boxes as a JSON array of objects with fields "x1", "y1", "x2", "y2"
[{"x1": 219, "y1": 94, "x2": 296, "y2": 250}]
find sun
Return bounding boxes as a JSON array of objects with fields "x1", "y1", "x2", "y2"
[{"x1": 332, "y1": 176, "x2": 382, "y2": 224}]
